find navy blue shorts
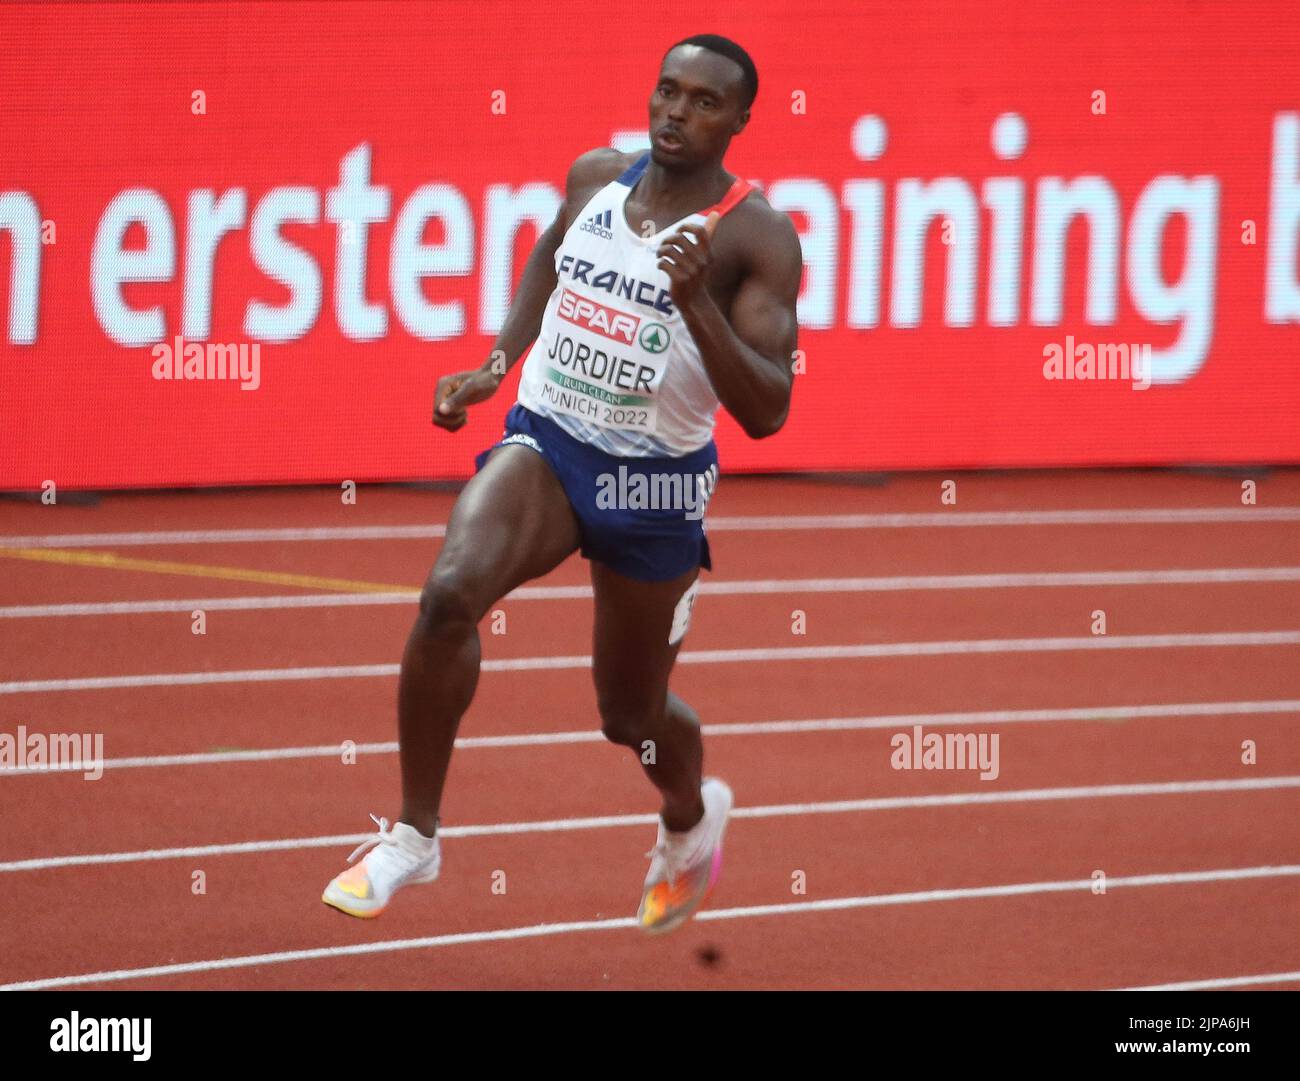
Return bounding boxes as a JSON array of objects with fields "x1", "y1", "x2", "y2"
[{"x1": 474, "y1": 404, "x2": 718, "y2": 582}]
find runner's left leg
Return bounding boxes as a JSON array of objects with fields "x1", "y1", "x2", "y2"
[{"x1": 590, "y1": 562, "x2": 705, "y2": 832}]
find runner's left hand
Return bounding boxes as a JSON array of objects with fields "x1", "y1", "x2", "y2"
[{"x1": 657, "y1": 211, "x2": 719, "y2": 308}]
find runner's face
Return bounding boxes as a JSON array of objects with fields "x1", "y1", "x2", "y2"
[{"x1": 649, "y1": 47, "x2": 747, "y2": 166}]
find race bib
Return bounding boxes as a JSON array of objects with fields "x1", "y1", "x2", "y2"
[
  {"x1": 668, "y1": 578, "x2": 699, "y2": 646},
  {"x1": 536, "y1": 288, "x2": 673, "y2": 434}
]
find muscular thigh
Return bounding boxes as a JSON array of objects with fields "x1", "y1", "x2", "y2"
[
  {"x1": 429, "y1": 445, "x2": 581, "y2": 616},
  {"x1": 590, "y1": 562, "x2": 699, "y2": 714}
]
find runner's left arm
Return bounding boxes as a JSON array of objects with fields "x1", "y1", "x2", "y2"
[{"x1": 664, "y1": 208, "x2": 802, "y2": 440}]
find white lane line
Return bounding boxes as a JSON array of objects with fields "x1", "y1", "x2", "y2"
[
  {"x1": 3, "y1": 699, "x2": 1296, "y2": 775},
  {"x1": 4, "y1": 774, "x2": 1298, "y2": 873},
  {"x1": 7, "y1": 567, "x2": 1300, "y2": 619},
  {"x1": 5, "y1": 630, "x2": 1300, "y2": 695},
  {"x1": 1121, "y1": 970, "x2": 1300, "y2": 991},
  {"x1": 0, "y1": 663, "x2": 402, "y2": 694},
  {"x1": 5, "y1": 863, "x2": 1298, "y2": 991},
  {"x1": 698, "y1": 568, "x2": 1300, "y2": 592},
  {"x1": 3, "y1": 507, "x2": 1300, "y2": 550},
  {"x1": 708, "y1": 509, "x2": 1300, "y2": 530}
]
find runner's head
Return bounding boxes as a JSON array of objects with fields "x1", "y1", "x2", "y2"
[{"x1": 651, "y1": 34, "x2": 757, "y2": 167}]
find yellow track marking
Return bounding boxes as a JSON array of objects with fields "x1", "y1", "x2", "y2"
[{"x1": 0, "y1": 547, "x2": 416, "y2": 595}]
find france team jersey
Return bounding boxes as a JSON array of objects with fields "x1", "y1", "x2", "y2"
[{"x1": 515, "y1": 152, "x2": 754, "y2": 457}]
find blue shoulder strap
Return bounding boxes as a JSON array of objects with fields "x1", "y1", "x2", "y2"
[{"x1": 615, "y1": 152, "x2": 651, "y2": 186}]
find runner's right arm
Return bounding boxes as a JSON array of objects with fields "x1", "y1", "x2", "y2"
[{"x1": 432, "y1": 148, "x2": 627, "y2": 431}]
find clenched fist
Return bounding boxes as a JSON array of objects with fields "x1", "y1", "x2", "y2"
[
  {"x1": 656, "y1": 210, "x2": 720, "y2": 309},
  {"x1": 432, "y1": 366, "x2": 502, "y2": 432}
]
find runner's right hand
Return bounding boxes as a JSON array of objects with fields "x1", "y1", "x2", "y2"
[{"x1": 433, "y1": 367, "x2": 502, "y2": 432}]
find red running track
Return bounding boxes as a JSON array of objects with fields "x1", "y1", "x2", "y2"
[{"x1": 1, "y1": 469, "x2": 1298, "y2": 990}]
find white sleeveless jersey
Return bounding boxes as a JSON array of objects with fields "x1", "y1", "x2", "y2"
[{"x1": 515, "y1": 152, "x2": 754, "y2": 457}]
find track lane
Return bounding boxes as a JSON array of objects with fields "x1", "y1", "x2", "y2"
[
  {"x1": 5, "y1": 798, "x2": 1299, "y2": 989},
  {"x1": 5, "y1": 579, "x2": 1300, "y2": 683},
  {"x1": 3, "y1": 472, "x2": 1299, "y2": 989}
]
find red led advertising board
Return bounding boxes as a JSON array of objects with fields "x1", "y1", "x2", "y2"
[{"x1": 2, "y1": 1, "x2": 1299, "y2": 488}]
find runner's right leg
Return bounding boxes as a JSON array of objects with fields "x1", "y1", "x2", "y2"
[
  {"x1": 323, "y1": 443, "x2": 579, "y2": 917},
  {"x1": 397, "y1": 444, "x2": 581, "y2": 836}
]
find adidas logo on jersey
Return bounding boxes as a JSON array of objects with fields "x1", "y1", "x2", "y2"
[{"x1": 580, "y1": 208, "x2": 614, "y2": 240}]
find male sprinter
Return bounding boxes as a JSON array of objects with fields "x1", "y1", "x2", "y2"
[{"x1": 324, "y1": 33, "x2": 801, "y2": 934}]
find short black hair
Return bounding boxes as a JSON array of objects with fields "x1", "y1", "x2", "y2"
[{"x1": 663, "y1": 34, "x2": 758, "y2": 111}]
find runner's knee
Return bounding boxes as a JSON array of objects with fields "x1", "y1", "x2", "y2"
[
  {"x1": 415, "y1": 573, "x2": 480, "y2": 638},
  {"x1": 597, "y1": 698, "x2": 656, "y2": 748}
]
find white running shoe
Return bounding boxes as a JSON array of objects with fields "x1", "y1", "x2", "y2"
[
  {"x1": 322, "y1": 814, "x2": 440, "y2": 918},
  {"x1": 637, "y1": 777, "x2": 734, "y2": 935}
]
